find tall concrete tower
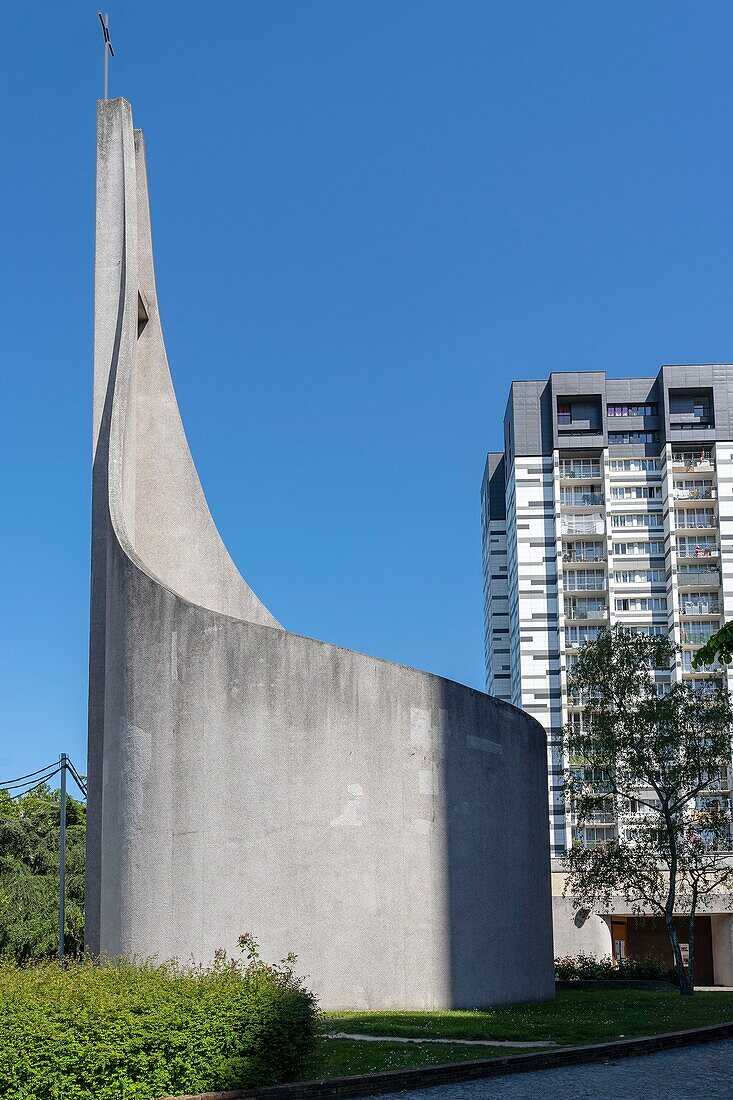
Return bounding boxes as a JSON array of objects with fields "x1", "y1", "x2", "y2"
[{"x1": 88, "y1": 98, "x2": 554, "y2": 1009}]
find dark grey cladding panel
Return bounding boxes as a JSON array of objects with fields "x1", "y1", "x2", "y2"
[
  {"x1": 493, "y1": 365, "x2": 733, "y2": 470},
  {"x1": 482, "y1": 452, "x2": 507, "y2": 519},
  {"x1": 550, "y1": 371, "x2": 607, "y2": 449},
  {"x1": 659, "y1": 363, "x2": 733, "y2": 440},
  {"x1": 606, "y1": 377, "x2": 657, "y2": 404},
  {"x1": 504, "y1": 379, "x2": 553, "y2": 457}
]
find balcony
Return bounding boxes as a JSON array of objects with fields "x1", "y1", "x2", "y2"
[
  {"x1": 676, "y1": 545, "x2": 718, "y2": 560},
  {"x1": 562, "y1": 549, "x2": 607, "y2": 564},
  {"x1": 675, "y1": 518, "x2": 717, "y2": 530},
  {"x1": 680, "y1": 600, "x2": 722, "y2": 616},
  {"x1": 672, "y1": 455, "x2": 715, "y2": 472},
  {"x1": 562, "y1": 515, "x2": 605, "y2": 536},
  {"x1": 559, "y1": 465, "x2": 602, "y2": 480},
  {"x1": 674, "y1": 487, "x2": 715, "y2": 500},
  {"x1": 677, "y1": 568, "x2": 719, "y2": 587},
  {"x1": 565, "y1": 607, "x2": 609, "y2": 621},
  {"x1": 560, "y1": 492, "x2": 605, "y2": 508}
]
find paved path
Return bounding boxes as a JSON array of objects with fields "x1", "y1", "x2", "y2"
[{"x1": 367, "y1": 1038, "x2": 733, "y2": 1099}]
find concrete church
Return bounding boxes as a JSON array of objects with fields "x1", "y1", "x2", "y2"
[{"x1": 87, "y1": 98, "x2": 553, "y2": 1009}]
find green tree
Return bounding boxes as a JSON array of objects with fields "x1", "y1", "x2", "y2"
[
  {"x1": 563, "y1": 627, "x2": 733, "y2": 995},
  {"x1": 0, "y1": 784, "x2": 85, "y2": 961},
  {"x1": 693, "y1": 620, "x2": 733, "y2": 669}
]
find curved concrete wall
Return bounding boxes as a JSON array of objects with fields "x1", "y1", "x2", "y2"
[{"x1": 87, "y1": 98, "x2": 554, "y2": 1009}]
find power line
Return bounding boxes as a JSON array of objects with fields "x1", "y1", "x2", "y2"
[
  {"x1": 0, "y1": 760, "x2": 60, "y2": 786},
  {"x1": 1, "y1": 769, "x2": 62, "y2": 793},
  {"x1": 6, "y1": 775, "x2": 62, "y2": 801}
]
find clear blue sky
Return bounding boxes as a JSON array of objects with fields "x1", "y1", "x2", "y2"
[{"x1": 2, "y1": 2, "x2": 733, "y2": 783}]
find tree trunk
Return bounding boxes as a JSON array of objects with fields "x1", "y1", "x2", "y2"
[
  {"x1": 665, "y1": 907, "x2": 692, "y2": 995},
  {"x1": 688, "y1": 887, "x2": 698, "y2": 993}
]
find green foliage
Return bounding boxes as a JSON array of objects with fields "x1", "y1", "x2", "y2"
[
  {"x1": 562, "y1": 627, "x2": 733, "y2": 993},
  {"x1": 693, "y1": 619, "x2": 733, "y2": 669},
  {"x1": 0, "y1": 785, "x2": 85, "y2": 961},
  {"x1": 554, "y1": 953, "x2": 676, "y2": 983},
  {"x1": 0, "y1": 939, "x2": 317, "y2": 1100}
]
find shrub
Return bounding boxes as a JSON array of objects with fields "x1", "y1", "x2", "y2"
[
  {"x1": 0, "y1": 935, "x2": 317, "y2": 1100},
  {"x1": 554, "y1": 952, "x2": 677, "y2": 984}
]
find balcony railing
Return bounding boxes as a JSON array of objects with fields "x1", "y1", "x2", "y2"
[
  {"x1": 674, "y1": 488, "x2": 715, "y2": 500},
  {"x1": 672, "y1": 455, "x2": 715, "y2": 470},
  {"x1": 559, "y1": 465, "x2": 602, "y2": 480},
  {"x1": 677, "y1": 567, "x2": 719, "y2": 583},
  {"x1": 565, "y1": 608, "x2": 609, "y2": 621},
  {"x1": 562, "y1": 550, "x2": 607, "y2": 563},
  {"x1": 676, "y1": 545, "x2": 718, "y2": 558},
  {"x1": 675, "y1": 519, "x2": 717, "y2": 530},
  {"x1": 562, "y1": 515, "x2": 605, "y2": 535},
  {"x1": 561, "y1": 492, "x2": 604, "y2": 507},
  {"x1": 680, "y1": 601, "x2": 722, "y2": 616}
]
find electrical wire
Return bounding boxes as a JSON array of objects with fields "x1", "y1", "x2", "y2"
[
  {"x1": 66, "y1": 760, "x2": 88, "y2": 796},
  {"x1": 1, "y1": 769, "x2": 62, "y2": 792},
  {"x1": 0, "y1": 760, "x2": 60, "y2": 786},
  {"x1": 5, "y1": 773, "x2": 62, "y2": 800},
  {"x1": 0, "y1": 757, "x2": 88, "y2": 801}
]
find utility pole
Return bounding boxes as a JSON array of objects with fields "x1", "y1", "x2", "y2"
[
  {"x1": 98, "y1": 13, "x2": 115, "y2": 101},
  {"x1": 58, "y1": 754, "x2": 67, "y2": 961}
]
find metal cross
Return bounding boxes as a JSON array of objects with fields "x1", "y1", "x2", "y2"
[{"x1": 98, "y1": 13, "x2": 115, "y2": 100}]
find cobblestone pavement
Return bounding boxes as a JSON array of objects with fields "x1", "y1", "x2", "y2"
[{"x1": 368, "y1": 1039, "x2": 733, "y2": 1099}]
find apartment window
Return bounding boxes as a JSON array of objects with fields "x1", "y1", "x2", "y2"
[
  {"x1": 607, "y1": 404, "x2": 658, "y2": 417},
  {"x1": 615, "y1": 596, "x2": 667, "y2": 612},
  {"x1": 562, "y1": 541, "x2": 607, "y2": 563},
  {"x1": 676, "y1": 508, "x2": 716, "y2": 529},
  {"x1": 576, "y1": 825, "x2": 617, "y2": 845},
  {"x1": 566, "y1": 625, "x2": 603, "y2": 646},
  {"x1": 611, "y1": 485, "x2": 662, "y2": 500},
  {"x1": 612, "y1": 540, "x2": 665, "y2": 556},
  {"x1": 610, "y1": 458, "x2": 660, "y2": 472},
  {"x1": 557, "y1": 402, "x2": 572, "y2": 425},
  {"x1": 611, "y1": 513, "x2": 663, "y2": 528},
  {"x1": 565, "y1": 570, "x2": 606, "y2": 591},
  {"x1": 608, "y1": 431, "x2": 660, "y2": 444},
  {"x1": 559, "y1": 458, "x2": 602, "y2": 478},
  {"x1": 614, "y1": 569, "x2": 666, "y2": 584},
  {"x1": 678, "y1": 563, "x2": 718, "y2": 579},
  {"x1": 560, "y1": 486, "x2": 603, "y2": 505}
]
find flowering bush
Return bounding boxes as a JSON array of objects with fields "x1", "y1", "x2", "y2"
[
  {"x1": 555, "y1": 952, "x2": 677, "y2": 983},
  {"x1": 0, "y1": 935, "x2": 317, "y2": 1100}
]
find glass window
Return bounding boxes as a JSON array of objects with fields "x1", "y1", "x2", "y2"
[
  {"x1": 609, "y1": 431, "x2": 660, "y2": 444},
  {"x1": 610, "y1": 458, "x2": 660, "y2": 471}
]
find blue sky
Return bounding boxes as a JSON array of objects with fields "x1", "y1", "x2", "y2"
[{"x1": 2, "y1": 2, "x2": 733, "y2": 783}]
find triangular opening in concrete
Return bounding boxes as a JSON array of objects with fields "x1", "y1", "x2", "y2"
[{"x1": 137, "y1": 292, "x2": 149, "y2": 338}]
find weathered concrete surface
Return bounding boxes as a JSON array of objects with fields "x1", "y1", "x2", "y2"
[
  {"x1": 552, "y1": 897, "x2": 612, "y2": 959},
  {"x1": 87, "y1": 98, "x2": 554, "y2": 1009}
]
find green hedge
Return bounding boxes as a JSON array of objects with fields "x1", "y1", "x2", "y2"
[
  {"x1": 0, "y1": 938, "x2": 317, "y2": 1100},
  {"x1": 555, "y1": 952, "x2": 677, "y2": 984}
]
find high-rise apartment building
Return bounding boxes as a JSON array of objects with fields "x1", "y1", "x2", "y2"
[{"x1": 482, "y1": 367, "x2": 733, "y2": 857}]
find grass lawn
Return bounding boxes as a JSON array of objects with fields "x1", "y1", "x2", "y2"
[
  {"x1": 312, "y1": 989, "x2": 733, "y2": 1075},
  {"x1": 306, "y1": 1038, "x2": 547, "y2": 1079}
]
